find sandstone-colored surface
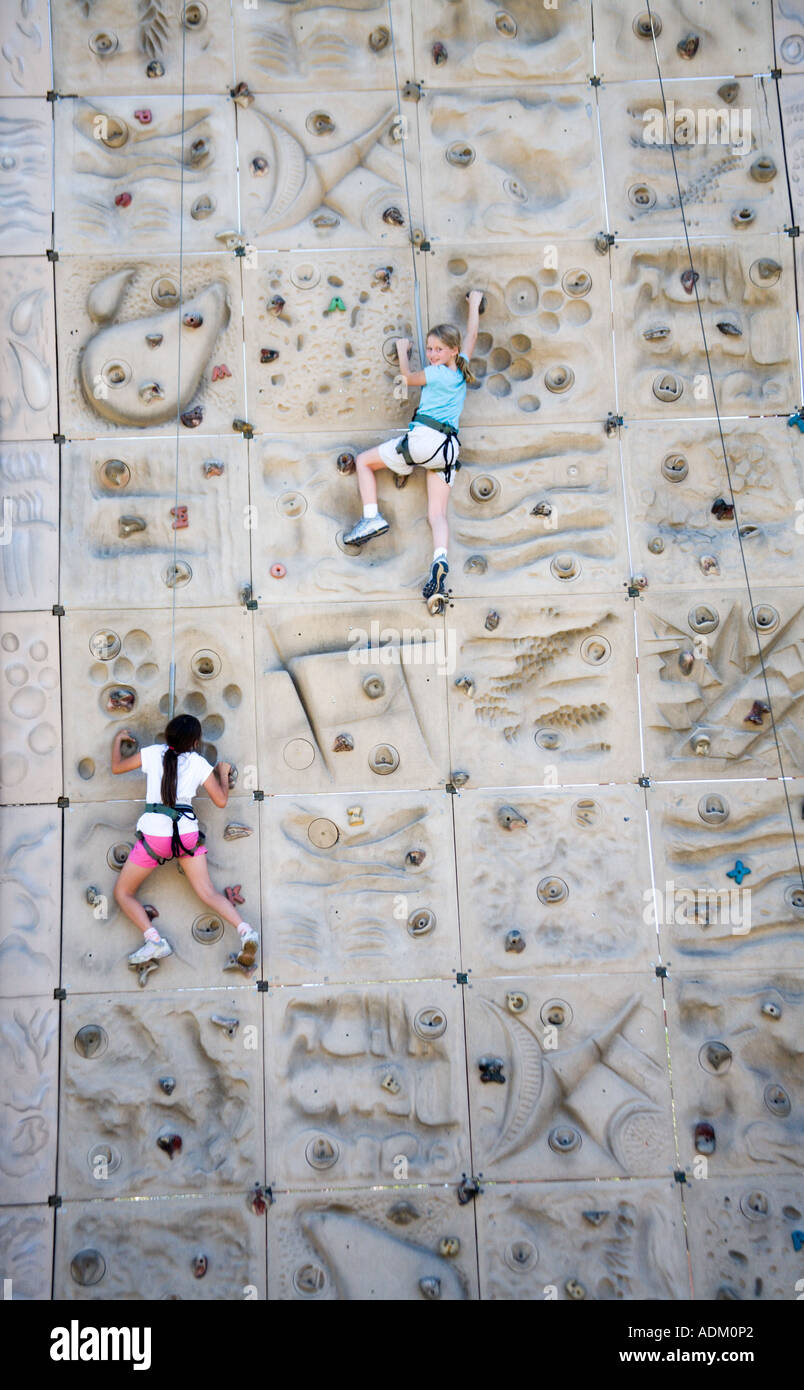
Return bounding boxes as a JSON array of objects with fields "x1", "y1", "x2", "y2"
[
  {"x1": 0, "y1": 805, "x2": 61, "y2": 998},
  {"x1": 0, "y1": 442, "x2": 59, "y2": 611},
  {"x1": 0, "y1": 258, "x2": 57, "y2": 444},
  {"x1": 0, "y1": 613, "x2": 61, "y2": 805},
  {"x1": 0, "y1": 996, "x2": 58, "y2": 1205},
  {"x1": 684, "y1": 1176, "x2": 803, "y2": 1299}
]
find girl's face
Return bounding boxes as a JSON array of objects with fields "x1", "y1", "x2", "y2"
[{"x1": 426, "y1": 335, "x2": 457, "y2": 367}]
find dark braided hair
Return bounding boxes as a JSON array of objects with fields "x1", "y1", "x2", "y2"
[{"x1": 161, "y1": 715, "x2": 202, "y2": 806}]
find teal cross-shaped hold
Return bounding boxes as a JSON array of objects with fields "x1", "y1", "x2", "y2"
[{"x1": 727, "y1": 860, "x2": 751, "y2": 885}]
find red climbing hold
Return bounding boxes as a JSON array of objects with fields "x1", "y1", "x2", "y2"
[
  {"x1": 225, "y1": 884, "x2": 245, "y2": 906},
  {"x1": 270, "y1": 562, "x2": 286, "y2": 579},
  {"x1": 134, "y1": 109, "x2": 152, "y2": 124},
  {"x1": 115, "y1": 192, "x2": 132, "y2": 208},
  {"x1": 681, "y1": 268, "x2": 699, "y2": 294},
  {"x1": 211, "y1": 364, "x2": 231, "y2": 381},
  {"x1": 171, "y1": 505, "x2": 189, "y2": 530}
]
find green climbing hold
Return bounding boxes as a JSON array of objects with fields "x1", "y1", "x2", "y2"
[{"x1": 326, "y1": 296, "x2": 346, "y2": 314}]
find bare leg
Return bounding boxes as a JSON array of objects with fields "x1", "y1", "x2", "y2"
[
  {"x1": 426, "y1": 471, "x2": 451, "y2": 552},
  {"x1": 114, "y1": 859, "x2": 159, "y2": 934},
  {"x1": 179, "y1": 852, "x2": 244, "y2": 931},
  {"x1": 355, "y1": 447, "x2": 387, "y2": 506}
]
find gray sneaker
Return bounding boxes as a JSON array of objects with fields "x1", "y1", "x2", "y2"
[
  {"x1": 235, "y1": 927, "x2": 260, "y2": 968},
  {"x1": 343, "y1": 513, "x2": 389, "y2": 546},
  {"x1": 128, "y1": 935, "x2": 173, "y2": 966}
]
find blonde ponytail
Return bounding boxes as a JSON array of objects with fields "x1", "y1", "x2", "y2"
[{"x1": 455, "y1": 353, "x2": 476, "y2": 386}]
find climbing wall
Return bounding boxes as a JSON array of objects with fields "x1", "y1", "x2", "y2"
[{"x1": 2, "y1": 0, "x2": 803, "y2": 1303}]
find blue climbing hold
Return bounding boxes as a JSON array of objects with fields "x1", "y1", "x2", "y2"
[
  {"x1": 792, "y1": 1230, "x2": 804, "y2": 1252},
  {"x1": 787, "y1": 409, "x2": 804, "y2": 432},
  {"x1": 726, "y1": 860, "x2": 751, "y2": 886}
]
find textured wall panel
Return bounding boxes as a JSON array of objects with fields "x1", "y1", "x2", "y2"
[
  {"x1": 0, "y1": 257, "x2": 57, "y2": 444},
  {"x1": 412, "y1": 0, "x2": 592, "y2": 85},
  {"x1": 61, "y1": 608, "x2": 256, "y2": 802},
  {"x1": 622, "y1": 419, "x2": 804, "y2": 590},
  {"x1": 255, "y1": 601, "x2": 450, "y2": 794},
  {"x1": 637, "y1": 586, "x2": 804, "y2": 778},
  {"x1": 0, "y1": 1206, "x2": 53, "y2": 1300},
  {"x1": 476, "y1": 1179, "x2": 688, "y2": 1300},
  {"x1": 54, "y1": 1194, "x2": 266, "y2": 1300},
  {"x1": 0, "y1": 1, "x2": 50, "y2": 97},
  {"x1": 242, "y1": 251, "x2": 419, "y2": 435},
  {"x1": 233, "y1": 0, "x2": 414, "y2": 95},
  {"x1": 465, "y1": 976, "x2": 674, "y2": 1182},
  {"x1": 427, "y1": 246, "x2": 615, "y2": 427},
  {"x1": 774, "y1": 0, "x2": 804, "y2": 72},
  {"x1": 419, "y1": 90, "x2": 602, "y2": 242},
  {"x1": 600, "y1": 77, "x2": 786, "y2": 238},
  {"x1": 0, "y1": 612, "x2": 61, "y2": 806},
  {"x1": 612, "y1": 236, "x2": 797, "y2": 419},
  {"x1": 55, "y1": 254, "x2": 243, "y2": 440},
  {"x1": 54, "y1": 96, "x2": 237, "y2": 256},
  {"x1": 0, "y1": 805, "x2": 60, "y2": 998},
  {"x1": 0, "y1": 98, "x2": 52, "y2": 255},
  {"x1": 62, "y1": 797, "x2": 259, "y2": 993},
  {"x1": 60, "y1": 990, "x2": 264, "y2": 1199},
  {"x1": 446, "y1": 596, "x2": 640, "y2": 789},
  {"x1": 666, "y1": 970, "x2": 802, "y2": 1176},
  {"x1": 684, "y1": 1176, "x2": 803, "y2": 1299},
  {"x1": 595, "y1": 1, "x2": 774, "y2": 81},
  {"x1": 263, "y1": 982, "x2": 471, "y2": 1188},
  {"x1": 51, "y1": 1, "x2": 233, "y2": 97},
  {"x1": 266, "y1": 1188, "x2": 478, "y2": 1301},
  {"x1": 60, "y1": 437, "x2": 249, "y2": 610},
  {"x1": 0, "y1": 442, "x2": 59, "y2": 611},
  {"x1": 454, "y1": 786, "x2": 655, "y2": 976},
  {"x1": 262, "y1": 791, "x2": 459, "y2": 986},
  {"x1": 238, "y1": 95, "x2": 422, "y2": 252},
  {"x1": 649, "y1": 780, "x2": 804, "y2": 969},
  {"x1": 0, "y1": 996, "x2": 58, "y2": 1204}
]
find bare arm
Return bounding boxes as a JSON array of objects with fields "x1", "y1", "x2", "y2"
[
  {"x1": 462, "y1": 291, "x2": 483, "y2": 361},
  {"x1": 202, "y1": 762, "x2": 230, "y2": 809},
  {"x1": 395, "y1": 338, "x2": 426, "y2": 387},
  {"x1": 111, "y1": 729, "x2": 142, "y2": 775}
]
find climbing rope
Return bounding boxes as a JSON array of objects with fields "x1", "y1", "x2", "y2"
[
  {"x1": 385, "y1": 0, "x2": 426, "y2": 363},
  {"x1": 644, "y1": 0, "x2": 804, "y2": 885},
  {"x1": 167, "y1": 14, "x2": 190, "y2": 721}
]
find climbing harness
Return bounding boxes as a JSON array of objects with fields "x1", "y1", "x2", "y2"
[
  {"x1": 135, "y1": 803, "x2": 205, "y2": 865},
  {"x1": 396, "y1": 412, "x2": 461, "y2": 481}
]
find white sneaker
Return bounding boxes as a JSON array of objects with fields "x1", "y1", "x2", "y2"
[
  {"x1": 343, "y1": 514, "x2": 389, "y2": 546},
  {"x1": 128, "y1": 936, "x2": 173, "y2": 966},
  {"x1": 236, "y1": 927, "x2": 259, "y2": 967}
]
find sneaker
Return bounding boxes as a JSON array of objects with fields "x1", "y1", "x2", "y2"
[
  {"x1": 236, "y1": 927, "x2": 259, "y2": 968},
  {"x1": 423, "y1": 558, "x2": 449, "y2": 600},
  {"x1": 128, "y1": 935, "x2": 173, "y2": 966},
  {"x1": 343, "y1": 514, "x2": 390, "y2": 546}
]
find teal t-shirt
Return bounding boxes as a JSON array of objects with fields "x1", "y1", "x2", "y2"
[{"x1": 413, "y1": 364, "x2": 466, "y2": 430}]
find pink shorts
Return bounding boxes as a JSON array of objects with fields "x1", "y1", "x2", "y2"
[{"x1": 128, "y1": 833, "x2": 207, "y2": 867}]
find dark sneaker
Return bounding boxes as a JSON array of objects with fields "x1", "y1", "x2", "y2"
[
  {"x1": 343, "y1": 514, "x2": 390, "y2": 546},
  {"x1": 423, "y1": 558, "x2": 449, "y2": 600}
]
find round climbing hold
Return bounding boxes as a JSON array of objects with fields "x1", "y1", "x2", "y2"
[
  {"x1": 100, "y1": 116, "x2": 129, "y2": 148},
  {"x1": 308, "y1": 818, "x2": 339, "y2": 849},
  {"x1": 750, "y1": 155, "x2": 777, "y2": 183},
  {"x1": 362, "y1": 674, "x2": 384, "y2": 699},
  {"x1": 71, "y1": 1249, "x2": 106, "y2": 1286},
  {"x1": 89, "y1": 31, "x2": 118, "y2": 55},
  {"x1": 413, "y1": 1007, "x2": 447, "y2": 1040},
  {"x1": 368, "y1": 26, "x2": 389, "y2": 51},
  {"x1": 550, "y1": 553, "x2": 580, "y2": 580},
  {"x1": 305, "y1": 1136, "x2": 339, "y2": 1170},
  {"x1": 633, "y1": 11, "x2": 661, "y2": 39},
  {"x1": 407, "y1": 907, "x2": 436, "y2": 937},
  {"x1": 251, "y1": 156, "x2": 269, "y2": 176},
  {"x1": 270, "y1": 562, "x2": 286, "y2": 579},
  {"x1": 182, "y1": 2, "x2": 207, "y2": 29},
  {"x1": 432, "y1": 42, "x2": 448, "y2": 65},
  {"x1": 628, "y1": 183, "x2": 656, "y2": 209},
  {"x1": 661, "y1": 453, "x2": 688, "y2": 482},
  {"x1": 306, "y1": 111, "x2": 335, "y2": 136},
  {"x1": 369, "y1": 743, "x2": 399, "y2": 775},
  {"x1": 382, "y1": 206, "x2": 404, "y2": 225},
  {"x1": 74, "y1": 1024, "x2": 108, "y2": 1058},
  {"x1": 548, "y1": 1125, "x2": 581, "y2": 1154},
  {"x1": 495, "y1": 11, "x2": 517, "y2": 38},
  {"x1": 540, "y1": 998, "x2": 572, "y2": 1027},
  {"x1": 446, "y1": 142, "x2": 475, "y2": 167},
  {"x1": 544, "y1": 364, "x2": 574, "y2": 393},
  {"x1": 731, "y1": 205, "x2": 755, "y2": 227},
  {"x1": 537, "y1": 876, "x2": 569, "y2": 905},
  {"x1": 697, "y1": 794, "x2": 729, "y2": 825},
  {"x1": 653, "y1": 373, "x2": 683, "y2": 402},
  {"x1": 469, "y1": 475, "x2": 500, "y2": 502}
]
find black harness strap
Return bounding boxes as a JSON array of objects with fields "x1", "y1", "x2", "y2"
[
  {"x1": 395, "y1": 412, "x2": 462, "y2": 482},
  {"x1": 137, "y1": 803, "x2": 205, "y2": 864}
]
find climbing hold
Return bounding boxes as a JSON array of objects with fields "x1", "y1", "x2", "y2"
[
  {"x1": 761, "y1": 1001, "x2": 782, "y2": 1020},
  {"x1": 138, "y1": 381, "x2": 164, "y2": 404},
  {"x1": 382, "y1": 206, "x2": 404, "y2": 225},
  {"x1": 691, "y1": 732, "x2": 711, "y2": 756},
  {"x1": 454, "y1": 674, "x2": 475, "y2": 697},
  {"x1": 156, "y1": 1133, "x2": 182, "y2": 1159},
  {"x1": 324, "y1": 297, "x2": 346, "y2": 315},
  {"x1": 419, "y1": 1276, "x2": 442, "y2": 1299},
  {"x1": 681, "y1": 268, "x2": 699, "y2": 294},
  {"x1": 716, "y1": 321, "x2": 742, "y2": 337},
  {"x1": 270, "y1": 562, "x2": 286, "y2": 578},
  {"x1": 727, "y1": 860, "x2": 751, "y2": 886},
  {"x1": 498, "y1": 805, "x2": 527, "y2": 830},
  {"x1": 750, "y1": 155, "x2": 776, "y2": 183},
  {"x1": 531, "y1": 501, "x2": 552, "y2": 518},
  {"x1": 368, "y1": 26, "x2": 389, "y2": 51},
  {"x1": 504, "y1": 928, "x2": 526, "y2": 953},
  {"x1": 211, "y1": 364, "x2": 231, "y2": 381},
  {"x1": 146, "y1": 60, "x2": 165, "y2": 78},
  {"x1": 106, "y1": 688, "x2": 135, "y2": 712},
  {"x1": 158, "y1": 1076, "x2": 175, "y2": 1094},
  {"x1": 718, "y1": 82, "x2": 739, "y2": 104},
  {"x1": 506, "y1": 991, "x2": 528, "y2": 1014},
  {"x1": 347, "y1": 806, "x2": 363, "y2": 825},
  {"x1": 694, "y1": 1121, "x2": 716, "y2": 1154},
  {"x1": 450, "y1": 771, "x2": 469, "y2": 788},
  {"x1": 181, "y1": 406, "x2": 203, "y2": 428},
  {"x1": 142, "y1": 902, "x2": 158, "y2": 921},
  {"x1": 337, "y1": 451, "x2": 356, "y2": 474},
  {"x1": 381, "y1": 1073, "x2": 401, "y2": 1094},
  {"x1": 699, "y1": 555, "x2": 719, "y2": 576},
  {"x1": 478, "y1": 1056, "x2": 505, "y2": 1084},
  {"x1": 133, "y1": 958, "x2": 160, "y2": 987},
  {"x1": 678, "y1": 650, "x2": 695, "y2": 675},
  {"x1": 250, "y1": 156, "x2": 269, "y2": 177},
  {"x1": 457, "y1": 1176, "x2": 480, "y2": 1205},
  {"x1": 85, "y1": 885, "x2": 102, "y2": 907},
  {"x1": 224, "y1": 885, "x2": 245, "y2": 906},
  {"x1": 744, "y1": 700, "x2": 770, "y2": 726},
  {"x1": 231, "y1": 82, "x2": 253, "y2": 109},
  {"x1": 260, "y1": 348, "x2": 279, "y2": 363},
  {"x1": 407, "y1": 908, "x2": 436, "y2": 937},
  {"x1": 171, "y1": 505, "x2": 189, "y2": 530},
  {"x1": 374, "y1": 266, "x2": 393, "y2": 288},
  {"x1": 711, "y1": 497, "x2": 734, "y2": 520},
  {"x1": 250, "y1": 1183, "x2": 270, "y2": 1214},
  {"x1": 653, "y1": 373, "x2": 683, "y2": 402},
  {"x1": 439, "y1": 1237, "x2": 460, "y2": 1258},
  {"x1": 114, "y1": 192, "x2": 132, "y2": 208},
  {"x1": 405, "y1": 848, "x2": 426, "y2": 867},
  {"x1": 582, "y1": 1211, "x2": 609, "y2": 1226},
  {"x1": 764, "y1": 1083, "x2": 791, "y2": 1116},
  {"x1": 648, "y1": 537, "x2": 664, "y2": 554},
  {"x1": 792, "y1": 1231, "x2": 804, "y2": 1252},
  {"x1": 232, "y1": 418, "x2": 254, "y2": 434},
  {"x1": 732, "y1": 206, "x2": 755, "y2": 227},
  {"x1": 485, "y1": 610, "x2": 499, "y2": 631},
  {"x1": 333, "y1": 732, "x2": 354, "y2": 752},
  {"x1": 74, "y1": 1024, "x2": 108, "y2": 1058},
  {"x1": 388, "y1": 1201, "x2": 419, "y2": 1225},
  {"x1": 548, "y1": 1125, "x2": 581, "y2": 1154},
  {"x1": 677, "y1": 33, "x2": 700, "y2": 58},
  {"x1": 134, "y1": 109, "x2": 152, "y2": 124},
  {"x1": 210, "y1": 1015, "x2": 239, "y2": 1039},
  {"x1": 70, "y1": 1249, "x2": 106, "y2": 1287},
  {"x1": 183, "y1": 312, "x2": 203, "y2": 329},
  {"x1": 192, "y1": 1255, "x2": 207, "y2": 1279},
  {"x1": 268, "y1": 295, "x2": 286, "y2": 316},
  {"x1": 369, "y1": 744, "x2": 399, "y2": 775},
  {"x1": 565, "y1": 1278, "x2": 587, "y2": 1300},
  {"x1": 787, "y1": 409, "x2": 804, "y2": 433},
  {"x1": 432, "y1": 41, "x2": 448, "y2": 65},
  {"x1": 702, "y1": 1041, "x2": 732, "y2": 1072},
  {"x1": 224, "y1": 822, "x2": 252, "y2": 841},
  {"x1": 118, "y1": 516, "x2": 146, "y2": 537},
  {"x1": 363, "y1": 674, "x2": 385, "y2": 699},
  {"x1": 643, "y1": 325, "x2": 670, "y2": 341}
]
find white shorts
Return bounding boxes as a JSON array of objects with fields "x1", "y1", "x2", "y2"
[{"x1": 377, "y1": 424, "x2": 460, "y2": 483}]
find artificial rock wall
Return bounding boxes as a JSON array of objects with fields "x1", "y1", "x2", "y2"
[{"x1": 1, "y1": 0, "x2": 803, "y2": 1302}]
